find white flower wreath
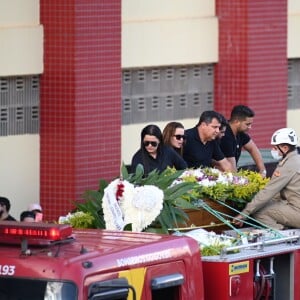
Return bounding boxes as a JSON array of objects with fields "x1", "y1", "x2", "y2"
[
  {"x1": 121, "y1": 185, "x2": 164, "y2": 232},
  {"x1": 102, "y1": 179, "x2": 164, "y2": 232}
]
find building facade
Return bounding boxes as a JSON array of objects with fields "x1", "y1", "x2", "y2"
[{"x1": 0, "y1": 0, "x2": 300, "y2": 220}]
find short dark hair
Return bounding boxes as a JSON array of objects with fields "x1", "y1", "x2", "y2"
[
  {"x1": 197, "y1": 111, "x2": 222, "y2": 126},
  {"x1": 218, "y1": 113, "x2": 228, "y2": 128},
  {"x1": 0, "y1": 197, "x2": 11, "y2": 211},
  {"x1": 230, "y1": 105, "x2": 255, "y2": 121},
  {"x1": 20, "y1": 210, "x2": 36, "y2": 221}
]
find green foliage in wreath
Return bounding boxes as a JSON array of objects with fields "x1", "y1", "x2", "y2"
[{"x1": 73, "y1": 164, "x2": 198, "y2": 233}]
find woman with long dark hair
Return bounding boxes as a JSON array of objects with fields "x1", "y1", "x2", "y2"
[
  {"x1": 162, "y1": 121, "x2": 186, "y2": 156},
  {"x1": 131, "y1": 124, "x2": 187, "y2": 175}
]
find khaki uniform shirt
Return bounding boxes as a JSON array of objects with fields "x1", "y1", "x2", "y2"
[{"x1": 242, "y1": 150, "x2": 300, "y2": 216}]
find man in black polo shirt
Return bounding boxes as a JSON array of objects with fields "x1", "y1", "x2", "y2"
[
  {"x1": 183, "y1": 111, "x2": 232, "y2": 171},
  {"x1": 219, "y1": 105, "x2": 266, "y2": 176}
]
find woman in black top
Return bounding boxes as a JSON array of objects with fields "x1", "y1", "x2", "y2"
[
  {"x1": 131, "y1": 124, "x2": 187, "y2": 175},
  {"x1": 162, "y1": 121, "x2": 186, "y2": 156}
]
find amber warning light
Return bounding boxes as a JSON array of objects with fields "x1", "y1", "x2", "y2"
[{"x1": 0, "y1": 221, "x2": 73, "y2": 243}]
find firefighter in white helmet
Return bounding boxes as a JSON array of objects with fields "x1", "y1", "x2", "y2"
[{"x1": 234, "y1": 128, "x2": 300, "y2": 230}]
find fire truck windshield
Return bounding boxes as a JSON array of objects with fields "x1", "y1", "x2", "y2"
[{"x1": 0, "y1": 277, "x2": 77, "y2": 299}]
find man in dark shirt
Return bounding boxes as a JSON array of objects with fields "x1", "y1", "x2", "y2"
[
  {"x1": 183, "y1": 111, "x2": 232, "y2": 171},
  {"x1": 216, "y1": 113, "x2": 228, "y2": 141},
  {"x1": 0, "y1": 196, "x2": 16, "y2": 221},
  {"x1": 219, "y1": 105, "x2": 266, "y2": 176}
]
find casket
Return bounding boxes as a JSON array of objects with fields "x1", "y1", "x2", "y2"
[{"x1": 181, "y1": 199, "x2": 237, "y2": 233}]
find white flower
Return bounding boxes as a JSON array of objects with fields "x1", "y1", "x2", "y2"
[
  {"x1": 175, "y1": 167, "x2": 249, "y2": 188},
  {"x1": 58, "y1": 213, "x2": 72, "y2": 224},
  {"x1": 201, "y1": 178, "x2": 216, "y2": 187},
  {"x1": 184, "y1": 229, "x2": 235, "y2": 250},
  {"x1": 58, "y1": 211, "x2": 91, "y2": 226},
  {"x1": 101, "y1": 179, "x2": 164, "y2": 232},
  {"x1": 189, "y1": 168, "x2": 205, "y2": 178},
  {"x1": 121, "y1": 185, "x2": 164, "y2": 232},
  {"x1": 217, "y1": 173, "x2": 230, "y2": 184},
  {"x1": 102, "y1": 179, "x2": 128, "y2": 230}
]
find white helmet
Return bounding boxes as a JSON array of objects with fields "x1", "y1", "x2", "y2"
[{"x1": 271, "y1": 128, "x2": 298, "y2": 146}]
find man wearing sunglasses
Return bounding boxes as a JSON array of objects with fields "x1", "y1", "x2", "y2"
[{"x1": 183, "y1": 111, "x2": 232, "y2": 171}]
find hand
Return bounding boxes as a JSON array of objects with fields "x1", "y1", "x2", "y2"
[
  {"x1": 259, "y1": 169, "x2": 267, "y2": 178},
  {"x1": 233, "y1": 214, "x2": 244, "y2": 227}
]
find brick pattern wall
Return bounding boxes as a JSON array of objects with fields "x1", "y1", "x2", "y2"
[
  {"x1": 215, "y1": 0, "x2": 287, "y2": 147},
  {"x1": 40, "y1": 0, "x2": 121, "y2": 221}
]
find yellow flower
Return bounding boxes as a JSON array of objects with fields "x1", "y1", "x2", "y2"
[
  {"x1": 59, "y1": 211, "x2": 95, "y2": 229},
  {"x1": 174, "y1": 168, "x2": 269, "y2": 207}
]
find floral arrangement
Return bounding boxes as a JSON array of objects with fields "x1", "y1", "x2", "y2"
[
  {"x1": 68, "y1": 165, "x2": 268, "y2": 233},
  {"x1": 102, "y1": 178, "x2": 164, "y2": 232},
  {"x1": 71, "y1": 164, "x2": 198, "y2": 233},
  {"x1": 176, "y1": 228, "x2": 239, "y2": 256},
  {"x1": 59, "y1": 211, "x2": 95, "y2": 229},
  {"x1": 172, "y1": 167, "x2": 269, "y2": 207}
]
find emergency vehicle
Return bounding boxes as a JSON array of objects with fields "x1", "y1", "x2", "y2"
[
  {"x1": 1, "y1": 221, "x2": 300, "y2": 299},
  {"x1": 201, "y1": 230, "x2": 300, "y2": 299},
  {"x1": 0, "y1": 221, "x2": 204, "y2": 300}
]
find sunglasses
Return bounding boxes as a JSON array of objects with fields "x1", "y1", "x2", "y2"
[
  {"x1": 173, "y1": 134, "x2": 186, "y2": 141},
  {"x1": 144, "y1": 141, "x2": 158, "y2": 147}
]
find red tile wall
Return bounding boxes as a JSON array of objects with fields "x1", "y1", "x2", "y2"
[
  {"x1": 215, "y1": 0, "x2": 287, "y2": 147},
  {"x1": 40, "y1": 0, "x2": 121, "y2": 221}
]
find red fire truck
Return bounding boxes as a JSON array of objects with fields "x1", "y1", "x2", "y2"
[
  {"x1": 0, "y1": 221, "x2": 300, "y2": 299},
  {"x1": 0, "y1": 221, "x2": 204, "y2": 300}
]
